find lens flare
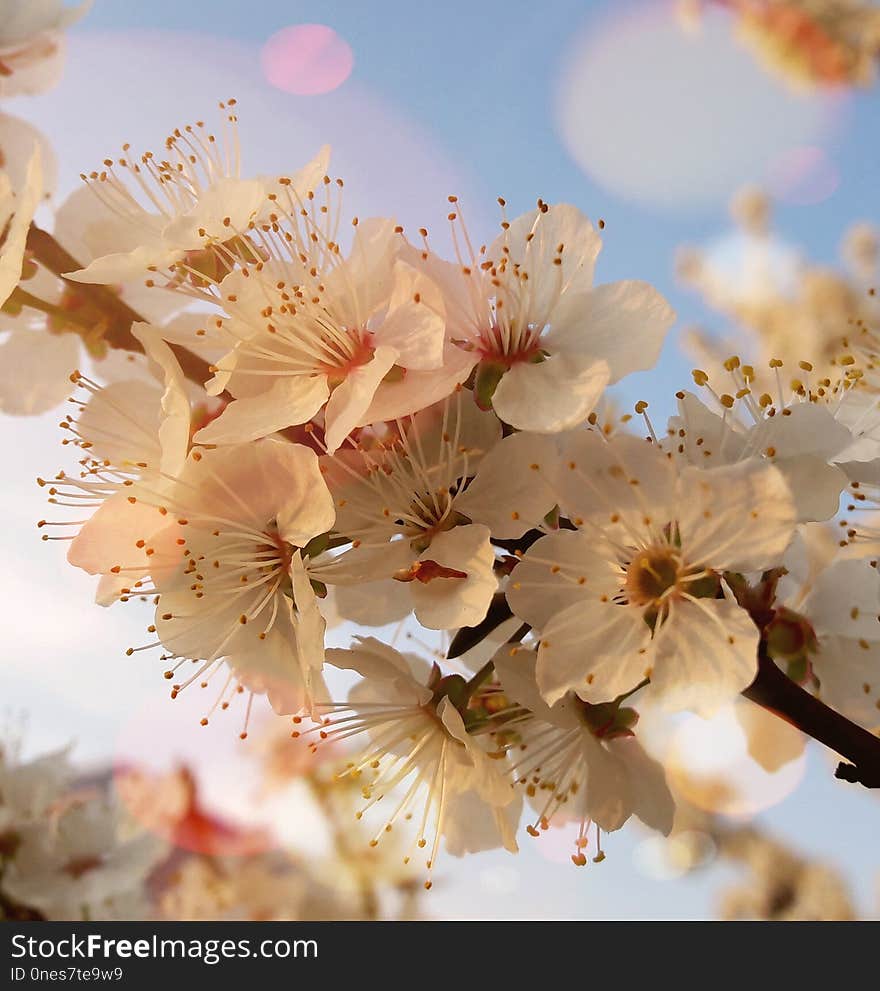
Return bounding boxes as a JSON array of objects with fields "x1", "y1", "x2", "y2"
[
  {"x1": 261, "y1": 24, "x2": 354, "y2": 96},
  {"x1": 556, "y1": 1, "x2": 843, "y2": 209},
  {"x1": 767, "y1": 145, "x2": 840, "y2": 205},
  {"x1": 666, "y1": 707, "x2": 807, "y2": 817}
]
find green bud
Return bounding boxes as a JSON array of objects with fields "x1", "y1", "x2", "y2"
[
  {"x1": 765, "y1": 606, "x2": 818, "y2": 682},
  {"x1": 474, "y1": 360, "x2": 506, "y2": 410},
  {"x1": 432, "y1": 673, "x2": 469, "y2": 710}
]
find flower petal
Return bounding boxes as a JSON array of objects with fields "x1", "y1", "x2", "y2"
[
  {"x1": 677, "y1": 461, "x2": 796, "y2": 572},
  {"x1": 0, "y1": 143, "x2": 41, "y2": 305},
  {"x1": 323, "y1": 344, "x2": 398, "y2": 453},
  {"x1": 802, "y1": 558, "x2": 880, "y2": 640},
  {"x1": 650, "y1": 597, "x2": 759, "y2": 716},
  {"x1": 555, "y1": 429, "x2": 677, "y2": 526},
  {"x1": 0, "y1": 328, "x2": 79, "y2": 414},
  {"x1": 457, "y1": 432, "x2": 559, "y2": 538},
  {"x1": 536, "y1": 600, "x2": 653, "y2": 706},
  {"x1": 491, "y1": 354, "x2": 609, "y2": 432},
  {"x1": 376, "y1": 260, "x2": 446, "y2": 370},
  {"x1": 410, "y1": 524, "x2": 497, "y2": 630},
  {"x1": 812, "y1": 635, "x2": 880, "y2": 727},
  {"x1": 549, "y1": 279, "x2": 675, "y2": 382},
  {"x1": 506, "y1": 529, "x2": 619, "y2": 631},
  {"x1": 193, "y1": 374, "x2": 329, "y2": 445}
]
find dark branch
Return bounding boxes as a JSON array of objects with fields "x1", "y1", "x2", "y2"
[
  {"x1": 447, "y1": 593, "x2": 515, "y2": 659},
  {"x1": 743, "y1": 650, "x2": 880, "y2": 788},
  {"x1": 25, "y1": 223, "x2": 215, "y2": 388}
]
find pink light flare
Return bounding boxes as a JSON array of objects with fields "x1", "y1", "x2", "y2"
[
  {"x1": 766, "y1": 145, "x2": 840, "y2": 206},
  {"x1": 260, "y1": 24, "x2": 354, "y2": 96}
]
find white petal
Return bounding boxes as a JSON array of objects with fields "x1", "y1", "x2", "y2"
[
  {"x1": 324, "y1": 217, "x2": 397, "y2": 325},
  {"x1": 669, "y1": 390, "x2": 748, "y2": 467},
  {"x1": 555, "y1": 429, "x2": 677, "y2": 526},
  {"x1": 813, "y1": 635, "x2": 880, "y2": 727},
  {"x1": 131, "y1": 324, "x2": 190, "y2": 476},
  {"x1": 802, "y1": 558, "x2": 880, "y2": 640},
  {"x1": 751, "y1": 402, "x2": 853, "y2": 461},
  {"x1": 491, "y1": 354, "x2": 609, "y2": 432},
  {"x1": 735, "y1": 698, "x2": 805, "y2": 773},
  {"x1": 162, "y1": 177, "x2": 267, "y2": 246},
  {"x1": 441, "y1": 789, "x2": 522, "y2": 856},
  {"x1": 438, "y1": 699, "x2": 516, "y2": 807},
  {"x1": 536, "y1": 600, "x2": 653, "y2": 706},
  {"x1": 493, "y1": 647, "x2": 580, "y2": 729},
  {"x1": 64, "y1": 242, "x2": 182, "y2": 285},
  {"x1": 267, "y1": 145, "x2": 330, "y2": 203},
  {"x1": 74, "y1": 378, "x2": 162, "y2": 466},
  {"x1": 607, "y1": 737, "x2": 675, "y2": 835},
  {"x1": 67, "y1": 492, "x2": 178, "y2": 579},
  {"x1": 323, "y1": 344, "x2": 398, "y2": 452},
  {"x1": 0, "y1": 1, "x2": 91, "y2": 47},
  {"x1": 457, "y1": 432, "x2": 559, "y2": 538},
  {"x1": 575, "y1": 741, "x2": 635, "y2": 833},
  {"x1": 0, "y1": 35, "x2": 65, "y2": 100},
  {"x1": 677, "y1": 461, "x2": 796, "y2": 572},
  {"x1": 0, "y1": 142, "x2": 41, "y2": 305},
  {"x1": 549, "y1": 279, "x2": 675, "y2": 382},
  {"x1": 376, "y1": 260, "x2": 446, "y2": 370},
  {"x1": 361, "y1": 346, "x2": 476, "y2": 424},
  {"x1": 316, "y1": 541, "x2": 414, "y2": 584},
  {"x1": 506, "y1": 529, "x2": 619, "y2": 630},
  {"x1": 94, "y1": 573, "x2": 132, "y2": 607},
  {"x1": 404, "y1": 387, "x2": 502, "y2": 470},
  {"x1": 489, "y1": 203, "x2": 602, "y2": 309},
  {"x1": 177, "y1": 439, "x2": 334, "y2": 541},
  {"x1": 323, "y1": 578, "x2": 412, "y2": 627},
  {"x1": 0, "y1": 328, "x2": 79, "y2": 414},
  {"x1": 193, "y1": 374, "x2": 329, "y2": 445},
  {"x1": 650, "y1": 597, "x2": 759, "y2": 716},
  {"x1": 55, "y1": 186, "x2": 164, "y2": 275},
  {"x1": 289, "y1": 552, "x2": 327, "y2": 686},
  {"x1": 410, "y1": 524, "x2": 497, "y2": 630},
  {"x1": 0, "y1": 112, "x2": 56, "y2": 196},
  {"x1": 325, "y1": 637, "x2": 432, "y2": 706},
  {"x1": 774, "y1": 456, "x2": 846, "y2": 523},
  {"x1": 227, "y1": 600, "x2": 323, "y2": 716}
]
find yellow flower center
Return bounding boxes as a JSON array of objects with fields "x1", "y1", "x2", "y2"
[{"x1": 624, "y1": 546, "x2": 681, "y2": 606}]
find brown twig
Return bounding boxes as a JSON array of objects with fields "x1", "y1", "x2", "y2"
[
  {"x1": 744, "y1": 650, "x2": 880, "y2": 789},
  {"x1": 25, "y1": 223, "x2": 215, "y2": 387}
]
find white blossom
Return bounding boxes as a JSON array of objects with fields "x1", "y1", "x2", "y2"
[
  {"x1": 322, "y1": 391, "x2": 557, "y2": 629},
  {"x1": 491, "y1": 648, "x2": 674, "y2": 864},
  {"x1": 413, "y1": 201, "x2": 675, "y2": 432},
  {"x1": 507, "y1": 432, "x2": 797, "y2": 714},
  {"x1": 310, "y1": 638, "x2": 521, "y2": 885}
]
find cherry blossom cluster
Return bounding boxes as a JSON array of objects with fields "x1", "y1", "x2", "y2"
[
  {"x1": 0, "y1": 743, "x2": 166, "y2": 920},
  {"x1": 3, "y1": 100, "x2": 880, "y2": 888},
  {"x1": 0, "y1": 741, "x2": 417, "y2": 921}
]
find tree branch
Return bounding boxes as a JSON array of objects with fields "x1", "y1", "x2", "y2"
[
  {"x1": 743, "y1": 650, "x2": 880, "y2": 788},
  {"x1": 25, "y1": 223, "x2": 215, "y2": 388}
]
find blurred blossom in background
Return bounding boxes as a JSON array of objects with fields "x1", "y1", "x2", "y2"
[{"x1": 1, "y1": 0, "x2": 879, "y2": 920}]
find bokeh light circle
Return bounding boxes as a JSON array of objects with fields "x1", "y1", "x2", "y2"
[
  {"x1": 555, "y1": 2, "x2": 844, "y2": 210},
  {"x1": 261, "y1": 24, "x2": 354, "y2": 96},
  {"x1": 632, "y1": 831, "x2": 717, "y2": 881},
  {"x1": 666, "y1": 707, "x2": 807, "y2": 817}
]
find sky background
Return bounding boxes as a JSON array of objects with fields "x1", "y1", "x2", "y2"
[{"x1": 1, "y1": 0, "x2": 878, "y2": 919}]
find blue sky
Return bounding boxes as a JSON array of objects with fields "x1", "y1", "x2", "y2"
[
  {"x1": 73, "y1": 0, "x2": 880, "y2": 407},
  {"x1": 2, "y1": 0, "x2": 877, "y2": 920}
]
